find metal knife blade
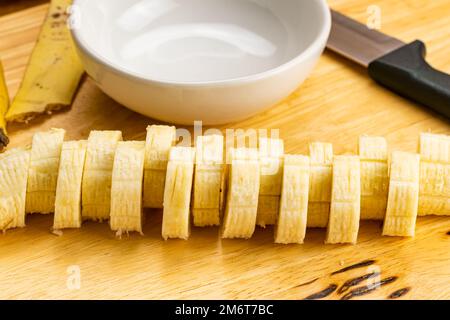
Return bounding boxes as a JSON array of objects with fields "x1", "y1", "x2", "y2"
[{"x1": 327, "y1": 10, "x2": 405, "y2": 67}]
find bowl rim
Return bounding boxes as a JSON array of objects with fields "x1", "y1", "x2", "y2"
[{"x1": 71, "y1": 0, "x2": 331, "y2": 87}]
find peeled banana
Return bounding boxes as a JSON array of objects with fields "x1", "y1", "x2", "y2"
[
  {"x1": 307, "y1": 142, "x2": 333, "y2": 228},
  {"x1": 326, "y1": 156, "x2": 361, "y2": 244},
  {"x1": 162, "y1": 147, "x2": 196, "y2": 240},
  {"x1": 359, "y1": 136, "x2": 389, "y2": 220},
  {"x1": 418, "y1": 133, "x2": 450, "y2": 216},
  {"x1": 110, "y1": 141, "x2": 146, "y2": 236},
  {"x1": 6, "y1": 0, "x2": 84, "y2": 123},
  {"x1": 0, "y1": 126, "x2": 447, "y2": 243},
  {"x1": 53, "y1": 141, "x2": 87, "y2": 230},
  {"x1": 275, "y1": 155, "x2": 310, "y2": 244},
  {"x1": 26, "y1": 128, "x2": 66, "y2": 214},
  {"x1": 192, "y1": 135, "x2": 225, "y2": 227},
  {"x1": 143, "y1": 125, "x2": 177, "y2": 208},
  {"x1": 383, "y1": 151, "x2": 421, "y2": 237},
  {"x1": 0, "y1": 148, "x2": 30, "y2": 231},
  {"x1": 257, "y1": 138, "x2": 284, "y2": 227},
  {"x1": 222, "y1": 148, "x2": 260, "y2": 239},
  {"x1": 82, "y1": 130, "x2": 122, "y2": 221},
  {"x1": 0, "y1": 212, "x2": 13, "y2": 233},
  {"x1": 0, "y1": 60, "x2": 9, "y2": 148}
]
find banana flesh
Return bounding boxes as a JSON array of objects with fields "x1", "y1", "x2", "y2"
[
  {"x1": 110, "y1": 141, "x2": 146, "y2": 235},
  {"x1": 162, "y1": 147, "x2": 196, "y2": 240},
  {"x1": 359, "y1": 136, "x2": 389, "y2": 220},
  {"x1": 256, "y1": 138, "x2": 284, "y2": 227},
  {"x1": 143, "y1": 125, "x2": 177, "y2": 208},
  {"x1": 383, "y1": 151, "x2": 421, "y2": 237},
  {"x1": 192, "y1": 135, "x2": 225, "y2": 227},
  {"x1": 0, "y1": 148, "x2": 30, "y2": 231},
  {"x1": 53, "y1": 141, "x2": 87, "y2": 230},
  {"x1": 222, "y1": 148, "x2": 260, "y2": 239},
  {"x1": 81, "y1": 131, "x2": 122, "y2": 221},
  {"x1": 26, "y1": 128, "x2": 66, "y2": 214},
  {"x1": 307, "y1": 142, "x2": 333, "y2": 228},
  {"x1": 0, "y1": 127, "x2": 446, "y2": 242},
  {"x1": 275, "y1": 155, "x2": 310, "y2": 244},
  {"x1": 418, "y1": 133, "x2": 450, "y2": 216},
  {"x1": 326, "y1": 156, "x2": 361, "y2": 244}
]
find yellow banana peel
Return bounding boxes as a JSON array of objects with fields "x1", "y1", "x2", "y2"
[
  {"x1": 0, "y1": 60, "x2": 9, "y2": 149},
  {"x1": 6, "y1": 0, "x2": 84, "y2": 123}
]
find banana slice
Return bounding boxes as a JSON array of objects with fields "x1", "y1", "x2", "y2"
[
  {"x1": 0, "y1": 211, "x2": 13, "y2": 233},
  {"x1": 307, "y1": 142, "x2": 333, "y2": 228},
  {"x1": 0, "y1": 60, "x2": 9, "y2": 148},
  {"x1": 359, "y1": 136, "x2": 389, "y2": 220},
  {"x1": 110, "y1": 141, "x2": 146, "y2": 235},
  {"x1": 418, "y1": 133, "x2": 450, "y2": 216},
  {"x1": 192, "y1": 135, "x2": 224, "y2": 227},
  {"x1": 5, "y1": 0, "x2": 84, "y2": 123},
  {"x1": 143, "y1": 125, "x2": 177, "y2": 208},
  {"x1": 326, "y1": 155, "x2": 361, "y2": 244},
  {"x1": 222, "y1": 148, "x2": 260, "y2": 239},
  {"x1": 256, "y1": 137, "x2": 284, "y2": 227},
  {"x1": 162, "y1": 147, "x2": 196, "y2": 240},
  {"x1": 383, "y1": 151, "x2": 420, "y2": 237},
  {"x1": 53, "y1": 141, "x2": 87, "y2": 230},
  {"x1": 0, "y1": 148, "x2": 30, "y2": 231},
  {"x1": 82, "y1": 130, "x2": 122, "y2": 221},
  {"x1": 275, "y1": 155, "x2": 310, "y2": 244},
  {"x1": 26, "y1": 128, "x2": 65, "y2": 214}
]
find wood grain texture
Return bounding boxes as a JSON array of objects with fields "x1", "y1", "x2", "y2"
[
  {"x1": 0, "y1": 0, "x2": 449, "y2": 299},
  {"x1": 0, "y1": 0, "x2": 48, "y2": 17}
]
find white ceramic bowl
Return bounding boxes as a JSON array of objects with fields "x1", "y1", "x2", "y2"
[{"x1": 71, "y1": 0, "x2": 331, "y2": 125}]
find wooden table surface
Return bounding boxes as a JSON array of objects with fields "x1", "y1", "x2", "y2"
[{"x1": 0, "y1": 0, "x2": 449, "y2": 299}]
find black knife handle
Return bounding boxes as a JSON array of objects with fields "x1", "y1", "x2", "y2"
[{"x1": 368, "y1": 40, "x2": 450, "y2": 119}]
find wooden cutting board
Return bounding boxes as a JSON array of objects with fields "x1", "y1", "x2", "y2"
[{"x1": 0, "y1": 1, "x2": 449, "y2": 300}]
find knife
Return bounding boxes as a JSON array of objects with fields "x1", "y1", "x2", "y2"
[{"x1": 327, "y1": 10, "x2": 450, "y2": 119}]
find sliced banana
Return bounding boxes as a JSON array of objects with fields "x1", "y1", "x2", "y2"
[
  {"x1": 0, "y1": 148, "x2": 30, "y2": 231},
  {"x1": 275, "y1": 155, "x2": 310, "y2": 244},
  {"x1": 143, "y1": 125, "x2": 177, "y2": 208},
  {"x1": 383, "y1": 151, "x2": 420, "y2": 237},
  {"x1": 26, "y1": 128, "x2": 65, "y2": 214},
  {"x1": 0, "y1": 128, "x2": 444, "y2": 241},
  {"x1": 359, "y1": 136, "x2": 389, "y2": 220},
  {"x1": 222, "y1": 148, "x2": 260, "y2": 239},
  {"x1": 307, "y1": 142, "x2": 333, "y2": 228},
  {"x1": 162, "y1": 147, "x2": 196, "y2": 240},
  {"x1": 110, "y1": 141, "x2": 146, "y2": 235},
  {"x1": 418, "y1": 133, "x2": 450, "y2": 216},
  {"x1": 82, "y1": 130, "x2": 122, "y2": 221},
  {"x1": 256, "y1": 137, "x2": 284, "y2": 227},
  {"x1": 192, "y1": 135, "x2": 225, "y2": 227},
  {"x1": 326, "y1": 155, "x2": 361, "y2": 244},
  {"x1": 53, "y1": 141, "x2": 87, "y2": 230}
]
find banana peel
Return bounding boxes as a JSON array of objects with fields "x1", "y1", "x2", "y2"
[
  {"x1": 5, "y1": 0, "x2": 84, "y2": 123},
  {"x1": 0, "y1": 60, "x2": 9, "y2": 149}
]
